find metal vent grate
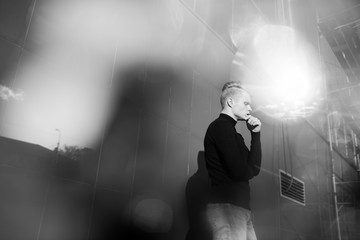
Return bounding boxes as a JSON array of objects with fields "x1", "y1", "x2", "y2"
[{"x1": 279, "y1": 170, "x2": 305, "y2": 206}]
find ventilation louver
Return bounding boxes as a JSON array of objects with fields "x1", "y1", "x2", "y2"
[{"x1": 279, "y1": 170, "x2": 305, "y2": 206}]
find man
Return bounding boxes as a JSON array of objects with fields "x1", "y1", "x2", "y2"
[{"x1": 204, "y1": 81, "x2": 262, "y2": 240}]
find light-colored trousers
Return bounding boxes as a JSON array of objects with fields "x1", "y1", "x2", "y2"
[{"x1": 206, "y1": 203, "x2": 257, "y2": 240}]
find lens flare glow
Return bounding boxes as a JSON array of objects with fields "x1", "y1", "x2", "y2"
[
  {"x1": 1, "y1": 0, "x2": 185, "y2": 149},
  {"x1": 233, "y1": 25, "x2": 323, "y2": 120}
]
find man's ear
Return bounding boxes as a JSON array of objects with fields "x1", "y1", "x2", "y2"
[{"x1": 227, "y1": 98, "x2": 233, "y2": 108}]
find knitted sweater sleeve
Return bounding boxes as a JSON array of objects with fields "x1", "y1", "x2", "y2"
[{"x1": 213, "y1": 120, "x2": 262, "y2": 181}]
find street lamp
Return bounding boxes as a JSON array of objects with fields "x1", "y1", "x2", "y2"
[
  {"x1": 55, "y1": 128, "x2": 61, "y2": 152},
  {"x1": 55, "y1": 128, "x2": 61, "y2": 164}
]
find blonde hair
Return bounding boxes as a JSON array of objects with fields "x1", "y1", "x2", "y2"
[{"x1": 220, "y1": 81, "x2": 248, "y2": 109}]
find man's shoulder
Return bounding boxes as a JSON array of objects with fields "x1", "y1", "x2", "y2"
[
  {"x1": 207, "y1": 117, "x2": 235, "y2": 133},
  {"x1": 211, "y1": 117, "x2": 233, "y2": 126}
]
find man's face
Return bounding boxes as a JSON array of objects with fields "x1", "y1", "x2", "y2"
[{"x1": 231, "y1": 91, "x2": 252, "y2": 121}]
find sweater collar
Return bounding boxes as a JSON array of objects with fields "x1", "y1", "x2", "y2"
[{"x1": 219, "y1": 113, "x2": 237, "y2": 126}]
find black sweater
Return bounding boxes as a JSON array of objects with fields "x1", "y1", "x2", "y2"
[{"x1": 204, "y1": 114, "x2": 262, "y2": 210}]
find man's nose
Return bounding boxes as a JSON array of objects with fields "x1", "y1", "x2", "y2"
[{"x1": 248, "y1": 105, "x2": 252, "y2": 112}]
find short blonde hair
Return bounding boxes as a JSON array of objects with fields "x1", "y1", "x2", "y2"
[{"x1": 220, "y1": 81, "x2": 247, "y2": 109}]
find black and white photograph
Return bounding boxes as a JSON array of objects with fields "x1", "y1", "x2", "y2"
[{"x1": 0, "y1": 0, "x2": 359, "y2": 239}]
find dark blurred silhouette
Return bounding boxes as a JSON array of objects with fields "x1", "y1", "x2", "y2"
[
  {"x1": 185, "y1": 151, "x2": 212, "y2": 240},
  {"x1": 90, "y1": 63, "x2": 179, "y2": 240}
]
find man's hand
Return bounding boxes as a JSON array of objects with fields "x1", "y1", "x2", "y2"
[{"x1": 246, "y1": 115, "x2": 261, "y2": 133}]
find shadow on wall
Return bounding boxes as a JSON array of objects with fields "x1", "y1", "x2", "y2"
[
  {"x1": 185, "y1": 150, "x2": 212, "y2": 240},
  {"x1": 89, "y1": 62, "x2": 193, "y2": 240}
]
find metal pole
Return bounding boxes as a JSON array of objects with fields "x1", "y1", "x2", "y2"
[
  {"x1": 332, "y1": 173, "x2": 342, "y2": 240},
  {"x1": 326, "y1": 113, "x2": 342, "y2": 240},
  {"x1": 353, "y1": 132, "x2": 359, "y2": 170},
  {"x1": 316, "y1": 7, "x2": 342, "y2": 238},
  {"x1": 55, "y1": 128, "x2": 61, "y2": 164}
]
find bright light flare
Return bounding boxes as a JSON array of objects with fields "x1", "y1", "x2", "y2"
[
  {"x1": 254, "y1": 25, "x2": 312, "y2": 103},
  {"x1": 30, "y1": 0, "x2": 184, "y2": 64},
  {"x1": 234, "y1": 25, "x2": 323, "y2": 120},
  {"x1": 2, "y1": 0, "x2": 185, "y2": 148}
]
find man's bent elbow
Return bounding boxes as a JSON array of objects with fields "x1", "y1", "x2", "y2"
[
  {"x1": 229, "y1": 170, "x2": 257, "y2": 181},
  {"x1": 253, "y1": 165, "x2": 261, "y2": 176}
]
